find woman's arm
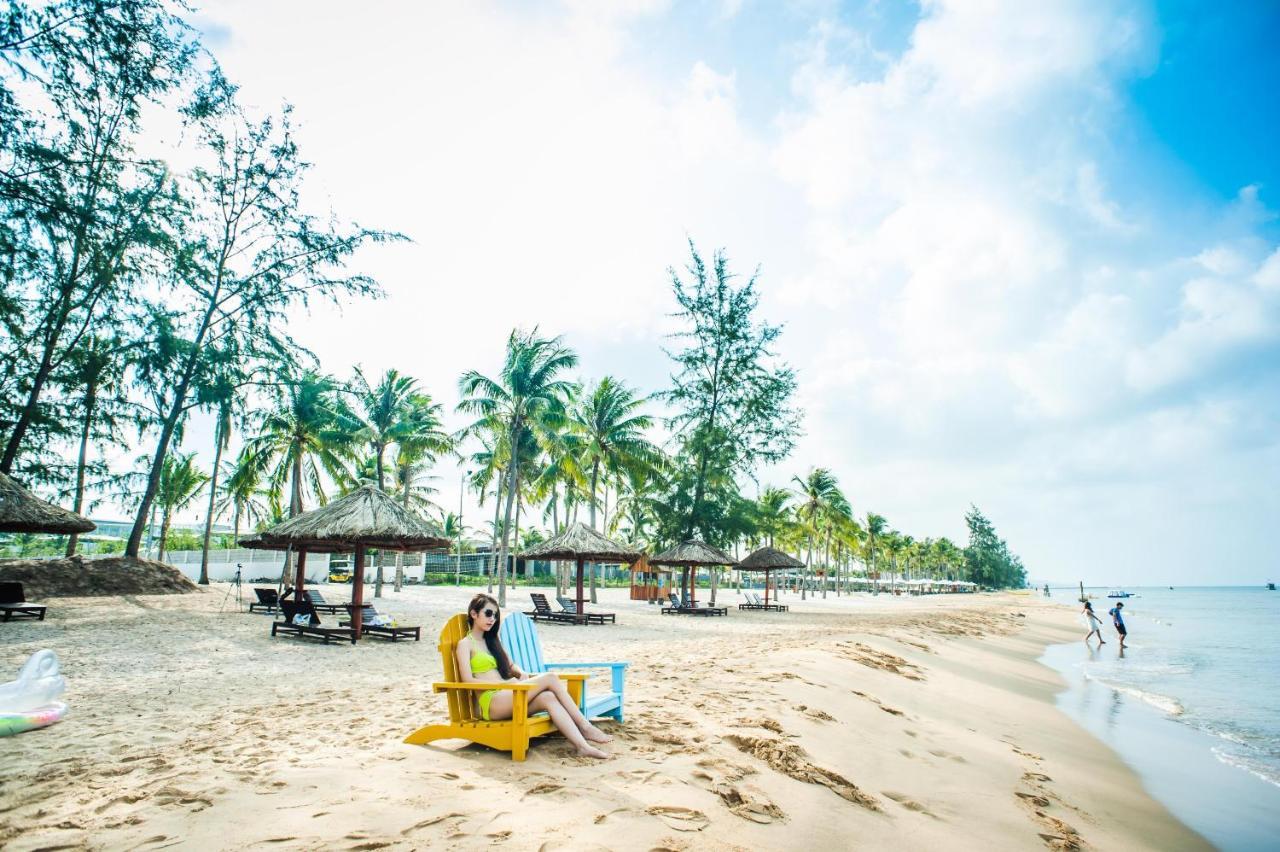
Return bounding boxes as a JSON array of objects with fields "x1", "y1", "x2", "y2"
[{"x1": 455, "y1": 639, "x2": 474, "y2": 683}]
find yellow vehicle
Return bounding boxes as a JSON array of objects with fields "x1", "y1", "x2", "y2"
[{"x1": 327, "y1": 566, "x2": 353, "y2": 584}]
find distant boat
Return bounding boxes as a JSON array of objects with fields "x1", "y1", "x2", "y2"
[
  {"x1": 1107, "y1": 590, "x2": 1133, "y2": 598},
  {"x1": 1268, "y1": 582, "x2": 1276, "y2": 591}
]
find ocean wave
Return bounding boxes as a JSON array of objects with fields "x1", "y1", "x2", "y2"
[
  {"x1": 1211, "y1": 747, "x2": 1280, "y2": 789},
  {"x1": 1084, "y1": 673, "x2": 1185, "y2": 715}
]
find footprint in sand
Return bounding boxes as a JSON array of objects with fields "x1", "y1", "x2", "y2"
[
  {"x1": 645, "y1": 805, "x2": 709, "y2": 832},
  {"x1": 725, "y1": 734, "x2": 880, "y2": 811},
  {"x1": 881, "y1": 791, "x2": 940, "y2": 819},
  {"x1": 927, "y1": 749, "x2": 967, "y2": 763}
]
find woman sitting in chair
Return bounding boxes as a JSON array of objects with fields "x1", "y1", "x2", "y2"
[{"x1": 457, "y1": 593, "x2": 612, "y2": 759}]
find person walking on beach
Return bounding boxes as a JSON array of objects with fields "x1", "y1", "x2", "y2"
[
  {"x1": 1108, "y1": 601, "x2": 1127, "y2": 648},
  {"x1": 455, "y1": 593, "x2": 612, "y2": 759},
  {"x1": 1083, "y1": 601, "x2": 1105, "y2": 645}
]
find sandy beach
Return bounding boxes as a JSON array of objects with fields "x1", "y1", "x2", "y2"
[{"x1": 0, "y1": 585, "x2": 1210, "y2": 851}]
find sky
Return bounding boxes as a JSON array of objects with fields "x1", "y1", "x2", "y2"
[{"x1": 131, "y1": 0, "x2": 1279, "y2": 586}]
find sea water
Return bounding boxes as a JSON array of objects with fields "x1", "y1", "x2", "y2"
[{"x1": 1041, "y1": 586, "x2": 1280, "y2": 851}]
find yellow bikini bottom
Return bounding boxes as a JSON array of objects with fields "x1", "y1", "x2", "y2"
[{"x1": 478, "y1": 688, "x2": 498, "y2": 720}]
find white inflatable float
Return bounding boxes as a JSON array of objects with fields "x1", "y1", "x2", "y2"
[{"x1": 0, "y1": 650, "x2": 68, "y2": 736}]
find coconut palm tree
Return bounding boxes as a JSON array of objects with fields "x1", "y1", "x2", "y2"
[
  {"x1": 155, "y1": 452, "x2": 210, "y2": 563},
  {"x1": 864, "y1": 512, "x2": 888, "y2": 593},
  {"x1": 457, "y1": 329, "x2": 577, "y2": 607},
  {"x1": 791, "y1": 468, "x2": 843, "y2": 600},
  {"x1": 196, "y1": 350, "x2": 246, "y2": 584},
  {"x1": 388, "y1": 435, "x2": 450, "y2": 592},
  {"x1": 218, "y1": 447, "x2": 272, "y2": 542}
]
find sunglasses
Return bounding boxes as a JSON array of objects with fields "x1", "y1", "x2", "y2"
[{"x1": 481, "y1": 608, "x2": 497, "y2": 618}]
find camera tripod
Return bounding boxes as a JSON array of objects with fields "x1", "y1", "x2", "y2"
[{"x1": 219, "y1": 564, "x2": 245, "y2": 613}]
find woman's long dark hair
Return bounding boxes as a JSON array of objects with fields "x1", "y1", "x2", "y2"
[{"x1": 467, "y1": 594, "x2": 515, "y2": 679}]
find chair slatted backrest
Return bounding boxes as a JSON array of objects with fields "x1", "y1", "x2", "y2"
[
  {"x1": 254, "y1": 588, "x2": 277, "y2": 605},
  {"x1": 498, "y1": 611, "x2": 546, "y2": 673},
  {"x1": 306, "y1": 589, "x2": 329, "y2": 605},
  {"x1": 529, "y1": 593, "x2": 554, "y2": 614},
  {"x1": 668, "y1": 592, "x2": 680, "y2": 607},
  {"x1": 556, "y1": 596, "x2": 580, "y2": 615},
  {"x1": 439, "y1": 613, "x2": 478, "y2": 723},
  {"x1": 0, "y1": 582, "x2": 25, "y2": 604}
]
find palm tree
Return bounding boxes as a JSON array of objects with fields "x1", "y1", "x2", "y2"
[
  {"x1": 388, "y1": 434, "x2": 451, "y2": 592},
  {"x1": 155, "y1": 452, "x2": 210, "y2": 563},
  {"x1": 571, "y1": 376, "x2": 658, "y2": 602},
  {"x1": 245, "y1": 371, "x2": 355, "y2": 518},
  {"x1": 458, "y1": 329, "x2": 578, "y2": 607},
  {"x1": 218, "y1": 447, "x2": 271, "y2": 542},
  {"x1": 864, "y1": 512, "x2": 888, "y2": 593},
  {"x1": 791, "y1": 468, "x2": 843, "y2": 600},
  {"x1": 753, "y1": 487, "x2": 792, "y2": 548}
]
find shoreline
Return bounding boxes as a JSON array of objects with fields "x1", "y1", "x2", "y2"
[{"x1": 0, "y1": 586, "x2": 1211, "y2": 850}]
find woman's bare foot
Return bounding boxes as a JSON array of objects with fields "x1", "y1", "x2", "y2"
[
  {"x1": 576, "y1": 743, "x2": 609, "y2": 759},
  {"x1": 583, "y1": 726, "x2": 613, "y2": 744}
]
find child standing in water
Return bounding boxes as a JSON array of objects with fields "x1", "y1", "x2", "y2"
[{"x1": 1082, "y1": 601, "x2": 1105, "y2": 645}]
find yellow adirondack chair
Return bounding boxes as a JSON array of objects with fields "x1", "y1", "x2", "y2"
[{"x1": 404, "y1": 613, "x2": 585, "y2": 761}]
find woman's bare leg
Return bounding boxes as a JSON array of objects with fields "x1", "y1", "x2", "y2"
[
  {"x1": 533, "y1": 673, "x2": 612, "y2": 743},
  {"x1": 530, "y1": 693, "x2": 607, "y2": 758}
]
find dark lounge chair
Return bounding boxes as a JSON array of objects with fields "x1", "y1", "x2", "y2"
[
  {"x1": 339, "y1": 605, "x2": 421, "y2": 642},
  {"x1": 526, "y1": 593, "x2": 578, "y2": 624},
  {"x1": 249, "y1": 587, "x2": 280, "y2": 613},
  {"x1": 271, "y1": 599, "x2": 356, "y2": 645},
  {"x1": 303, "y1": 589, "x2": 346, "y2": 615},
  {"x1": 0, "y1": 582, "x2": 46, "y2": 621},
  {"x1": 556, "y1": 595, "x2": 616, "y2": 625},
  {"x1": 663, "y1": 591, "x2": 727, "y2": 616}
]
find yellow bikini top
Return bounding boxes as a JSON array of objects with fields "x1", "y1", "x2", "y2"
[{"x1": 467, "y1": 636, "x2": 498, "y2": 675}]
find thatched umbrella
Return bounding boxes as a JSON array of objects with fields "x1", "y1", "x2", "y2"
[
  {"x1": 737, "y1": 546, "x2": 805, "y2": 608},
  {"x1": 650, "y1": 540, "x2": 737, "y2": 606},
  {"x1": 241, "y1": 485, "x2": 449, "y2": 639},
  {"x1": 0, "y1": 471, "x2": 95, "y2": 535},
  {"x1": 518, "y1": 522, "x2": 641, "y2": 622}
]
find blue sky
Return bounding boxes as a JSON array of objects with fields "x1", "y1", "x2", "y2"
[{"x1": 159, "y1": 0, "x2": 1280, "y2": 585}]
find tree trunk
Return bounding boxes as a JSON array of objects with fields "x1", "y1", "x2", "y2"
[
  {"x1": 495, "y1": 424, "x2": 521, "y2": 608},
  {"x1": 488, "y1": 476, "x2": 503, "y2": 593},
  {"x1": 158, "y1": 508, "x2": 173, "y2": 563},
  {"x1": 198, "y1": 415, "x2": 227, "y2": 585},
  {"x1": 65, "y1": 381, "x2": 98, "y2": 557}
]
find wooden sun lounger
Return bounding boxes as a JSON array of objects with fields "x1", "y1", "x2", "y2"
[
  {"x1": 663, "y1": 592, "x2": 727, "y2": 616},
  {"x1": 339, "y1": 605, "x2": 421, "y2": 642},
  {"x1": 303, "y1": 589, "x2": 346, "y2": 614},
  {"x1": 525, "y1": 593, "x2": 578, "y2": 624},
  {"x1": 0, "y1": 582, "x2": 46, "y2": 621},
  {"x1": 249, "y1": 587, "x2": 280, "y2": 613},
  {"x1": 556, "y1": 596, "x2": 616, "y2": 625},
  {"x1": 271, "y1": 600, "x2": 356, "y2": 645}
]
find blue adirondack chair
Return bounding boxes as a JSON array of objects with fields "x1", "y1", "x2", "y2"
[{"x1": 498, "y1": 611, "x2": 627, "y2": 722}]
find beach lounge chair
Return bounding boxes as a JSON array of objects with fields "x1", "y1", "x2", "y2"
[
  {"x1": 743, "y1": 591, "x2": 788, "y2": 612},
  {"x1": 249, "y1": 587, "x2": 280, "y2": 613},
  {"x1": 738, "y1": 591, "x2": 765, "y2": 611},
  {"x1": 403, "y1": 613, "x2": 586, "y2": 761},
  {"x1": 663, "y1": 591, "x2": 727, "y2": 616},
  {"x1": 339, "y1": 605, "x2": 421, "y2": 642},
  {"x1": 499, "y1": 611, "x2": 627, "y2": 722},
  {"x1": 303, "y1": 589, "x2": 346, "y2": 615},
  {"x1": 0, "y1": 582, "x2": 46, "y2": 622},
  {"x1": 271, "y1": 599, "x2": 356, "y2": 645},
  {"x1": 555, "y1": 595, "x2": 617, "y2": 625},
  {"x1": 526, "y1": 593, "x2": 577, "y2": 624}
]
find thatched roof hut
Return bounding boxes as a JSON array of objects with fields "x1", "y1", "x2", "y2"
[
  {"x1": 0, "y1": 472, "x2": 95, "y2": 535},
  {"x1": 517, "y1": 522, "x2": 642, "y2": 563},
  {"x1": 240, "y1": 485, "x2": 450, "y2": 553},
  {"x1": 518, "y1": 522, "x2": 640, "y2": 623},
  {"x1": 737, "y1": 546, "x2": 805, "y2": 571},
  {"x1": 239, "y1": 485, "x2": 448, "y2": 640},
  {"x1": 650, "y1": 540, "x2": 737, "y2": 567},
  {"x1": 735, "y1": 546, "x2": 805, "y2": 608}
]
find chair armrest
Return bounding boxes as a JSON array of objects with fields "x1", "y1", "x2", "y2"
[{"x1": 543, "y1": 662, "x2": 627, "y2": 695}]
